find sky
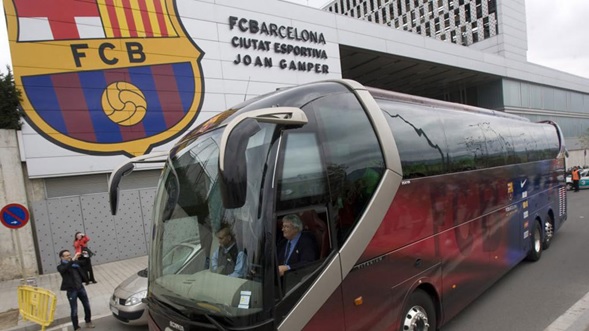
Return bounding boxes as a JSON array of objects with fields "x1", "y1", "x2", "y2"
[{"x1": 1, "y1": 0, "x2": 589, "y2": 79}]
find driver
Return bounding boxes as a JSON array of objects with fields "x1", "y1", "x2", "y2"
[{"x1": 211, "y1": 222, "x2": 247, "y2": 278}]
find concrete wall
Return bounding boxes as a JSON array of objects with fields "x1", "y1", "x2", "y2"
[{"x1": 0, "y1": 129, "x2": 38, "y2": 281}]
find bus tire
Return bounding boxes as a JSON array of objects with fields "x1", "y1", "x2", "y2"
[
  {"x1": 526, "y1": 220, "x2": 542, "y2": 262},
  {"x1": 542, "y1": 215, "x2": 554, "y2": 250},
  {"x1": 401, "y1": 289, "x2": 437, "y2": 331}
]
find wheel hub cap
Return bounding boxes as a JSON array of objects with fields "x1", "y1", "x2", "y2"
[{"x1": 403, "y1": 306, "x2": 430, "y2": 331}]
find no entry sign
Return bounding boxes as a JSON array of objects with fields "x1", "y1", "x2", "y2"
[{"x1": 0, "y1": 203, "x2": 30, "y2": 229}]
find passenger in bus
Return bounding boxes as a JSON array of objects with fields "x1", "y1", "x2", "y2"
[
  {"x1": 277, "y1": 214, "x2": 319, "y2": 276},
  {"x1": 211, "y1": 223, "x2": 247, "y2": 278}
]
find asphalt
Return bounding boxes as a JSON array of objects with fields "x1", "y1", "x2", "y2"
[
  {"x1": 0, "y1": 255, "x2": 147, "y2": 331},
  {"x1": 0, "y1": 253, "x2": 588, "y2": 331}
]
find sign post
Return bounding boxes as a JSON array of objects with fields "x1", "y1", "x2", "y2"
[{"x1": 1, "y1": 203, "x2": 31, "y2": 277}]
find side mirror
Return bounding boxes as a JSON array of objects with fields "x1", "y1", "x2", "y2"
[
  {"x1": 108, "y1": 152, "x2": 168, "y2": 215},
  {"x1": 108, "y1": 162, "x2": 134, "y2": 215},
  {"x1": 218, "y1": 107, "x2": 308, "y2": 208},
  {"x1": 219, "y1": 119, "x2": 262, "y2": 209}
]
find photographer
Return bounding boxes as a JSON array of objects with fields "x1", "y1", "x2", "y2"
[{"x1": 74, "y1": 232, "x2": 97, "y2": 284}]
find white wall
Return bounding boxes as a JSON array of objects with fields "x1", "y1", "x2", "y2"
[{"x1": 0, "y1": 129, "x2": 38, "y2": 281}]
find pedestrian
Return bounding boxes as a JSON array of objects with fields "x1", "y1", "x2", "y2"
[
  {"x1": 74, "y1": 232, "x2": 97, "y2": 285},
  {"x1": 572, "y1": 166, "x2": 580, "y2": 192},
  {"x1": 57, "y1": 249, "x2": 95, "y2": 330}
]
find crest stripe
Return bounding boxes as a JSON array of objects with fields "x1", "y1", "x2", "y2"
[
  {"x1": 51, "y1": 73, "x2": 97, "y2": 142},
  {"x1": 138, "y1": 0, "x2": 154, "y2": 37},
  {"x1": 129, "y1": 0, "x2": 146, "y2": 37},
  {"x1": 152, "y1": 0, "x2": 168, "y2": 36},
  {"x1": 172, "y1": 63, "x2": 197, "y2": 114},
  {"x1": 77, "y1": 71, "x2": 123, "y2": 143},
  {"x1": 22, "y1": 75, "x2": 66, "y2": 132},
  {"x1": 113, "y1": 0, "x2": 131, "y2": 37},
  {"x1": 151, "y1": 64, "x2": 184, "y2": 128},
  {"x1": 127, "y1": 66, "x2": 166, "y2": 134}
]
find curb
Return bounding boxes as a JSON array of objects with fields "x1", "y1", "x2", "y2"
[{"x1": 7, "y1": 313, "x2": 113, "y2": 331}]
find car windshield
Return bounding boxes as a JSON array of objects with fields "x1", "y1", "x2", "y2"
[{"x1": 149, "y1": 124, "x2": 275, "y2": 319}]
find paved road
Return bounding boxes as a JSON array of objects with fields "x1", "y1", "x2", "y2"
[
  {"x1": 443, "y1": 189, "x2": 589, "y2": 331},
  {"x1": 46, "y1": 313, "x2": 148, "y2": 331}
]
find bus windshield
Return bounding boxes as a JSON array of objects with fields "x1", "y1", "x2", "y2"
[{"x1": 148, "y1": 123, "x2": 276, "y2": 321}]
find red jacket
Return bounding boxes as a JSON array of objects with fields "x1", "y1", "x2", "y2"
[{"x1": 74, "y1": 235, "x2": 90, "y2": 255}]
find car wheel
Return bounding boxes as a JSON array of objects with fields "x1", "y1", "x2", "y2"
[
  {"x1": 566, "y1": 183, "x2": 573, "y2": 191},
  {"x1": 401, "y1": 289, "x2": 437, "y2": 331}
]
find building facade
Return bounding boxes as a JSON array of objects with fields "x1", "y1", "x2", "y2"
[
  {"x1": 325, "y1": 0, "x2": 498, "y2": 47},
  {"x1": 1, "y1": 0, "x2": 588, "y2": 278}
]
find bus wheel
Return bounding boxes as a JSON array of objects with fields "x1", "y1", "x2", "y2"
[
  {"x1": 542, "y1": 216, "x2": 554, "y2": 250},
  {"x1": 526, "y1": 221, "x2": 542, "y2": 262},
  {"x1": 401, "y1": 289, "x2": 436, "y2": 331}
]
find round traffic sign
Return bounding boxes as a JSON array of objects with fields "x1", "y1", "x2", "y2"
[{"x1": 0, "y1": 203, "x2": 30, "y2": 229}]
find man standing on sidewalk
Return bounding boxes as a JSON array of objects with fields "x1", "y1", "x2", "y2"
[
  {"x1": 572, "y1": 166, "x2": 581, "y2": 192},
  {"x1": 57, "y1": 249, "x2": 95, "y2": 330}
]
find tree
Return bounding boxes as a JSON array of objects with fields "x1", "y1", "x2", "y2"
[{"x1": 0, "y1": 66, "x2": 23, "y2": 130}]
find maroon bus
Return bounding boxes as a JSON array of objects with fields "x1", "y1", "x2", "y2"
[{"x1": 109, "y1": 79, "x2": 567, "y2": 331}]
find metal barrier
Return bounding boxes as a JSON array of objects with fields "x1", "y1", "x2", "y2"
[{"x1": 17, "y1": 285, "x2": 57, "y2": 331}]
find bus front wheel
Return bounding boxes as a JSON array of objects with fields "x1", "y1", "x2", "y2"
[
  {"x1": 401, "y1": 289, "x2": 437, "y2": 331},
  {"x1": 526, "y1": 220, "x2": 542, "y2": 262}
]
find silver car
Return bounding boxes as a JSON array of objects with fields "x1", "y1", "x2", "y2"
[
  {"x1": 110, "y1": 242, "x2": 203, "y2": 325},
  {"x1": 110, "y1": 268, "x2": 149, "y2": 325}
]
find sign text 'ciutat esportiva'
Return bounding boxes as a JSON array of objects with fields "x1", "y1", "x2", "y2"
[{"x1": 229, "y1": 16, "x2": 329, "y2": 74}]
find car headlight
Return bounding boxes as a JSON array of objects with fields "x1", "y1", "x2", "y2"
[{"x1": 125, "y1": 290, "x2": 147, "y2": 306}]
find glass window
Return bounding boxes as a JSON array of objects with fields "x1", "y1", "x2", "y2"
[
  {"x1": 278, "y1": 133, "x2": 327, "y2": 207},
  {"x1": 379, "y1": 100, "x2": 448, "y2": 178},
  {"x1": 312, "y1": 93, "x2": 385, "y2": 246}
]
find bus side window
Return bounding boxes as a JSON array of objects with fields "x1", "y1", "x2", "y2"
[
  {"x1": 311, "y1": 93, "x2": 385, "y2": 247},
  {"x1": 299, "y1": 210, "x2": 330, "y2": 259}
]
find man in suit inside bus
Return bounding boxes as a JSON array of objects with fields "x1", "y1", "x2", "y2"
[{"x1": 277, "y1": 214, "x2": 319, "y2": 276}]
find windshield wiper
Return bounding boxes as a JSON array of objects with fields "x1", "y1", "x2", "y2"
[
  {"x1": 160, "y1": 295, "x2": 230, "y2": 331},
  {"x1": 204, "y1": 314, "x2": 228, "y2": 331}
]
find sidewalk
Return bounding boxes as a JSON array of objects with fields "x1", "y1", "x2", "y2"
[{"x1": 0, "y1": 255, "x2": 147, "y2": 331}]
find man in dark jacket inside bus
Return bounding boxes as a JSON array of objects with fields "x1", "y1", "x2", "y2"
[
  {"x1": 277, "y1": 214, "x2": 319, "y2": 276},
  {"x1": 57, "y1": 249, "x2": 95, "y2": 330}
]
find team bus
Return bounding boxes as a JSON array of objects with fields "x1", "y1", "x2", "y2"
[{"x1": 109, "y1": 79, "x2": 567, "y2": 331}]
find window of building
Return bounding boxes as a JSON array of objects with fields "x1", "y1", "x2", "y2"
[
  {"x1": 488, "y1": 0, "x2": 496, "y2": 14},
  {"x1": 476, "y1": 1, "x2": 483, "y2": 19},
  {"x1": 483, "y1": 17, "x2": 490, "y2": 38}
]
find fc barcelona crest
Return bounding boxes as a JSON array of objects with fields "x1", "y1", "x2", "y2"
[{"x1": 3, "y1": 0, "x2": 204, "y2": 156}]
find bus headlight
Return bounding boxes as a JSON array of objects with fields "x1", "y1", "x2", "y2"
[{"x1": 125, "y1": 290, "x2": 147, "y2": 306}]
